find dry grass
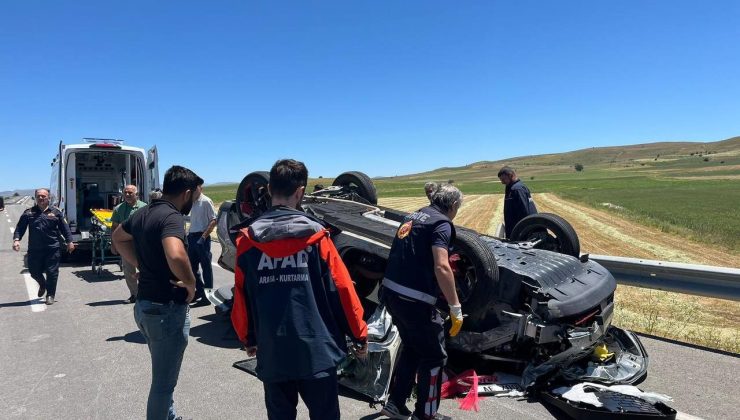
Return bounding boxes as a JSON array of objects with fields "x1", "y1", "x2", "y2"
[{"x1": 614, "y1": 285, "x2": 740, "y2": 353}]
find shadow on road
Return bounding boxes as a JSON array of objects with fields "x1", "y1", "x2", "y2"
[
  {"x1": 0, "y1": 299, "x2": 43, "y2": 308},
  {"x1": 87, "y1": 299, "x2": 129, "y2": 307},
  {"x1": 71, "y1": 268, "x2": 123, "y2": 283},
  {"x1": 189, "y1": 313, "x2": 242, "y2": 349},
  {"x1": 107, "y1": 330, "x2": 146, "y2": 344},
  {"x1": 539, "y1": 398, "x2": 575, "y2": 420}
]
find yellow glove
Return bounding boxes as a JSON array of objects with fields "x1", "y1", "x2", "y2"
[{"x1": 449, "y1": 304, "x2": 463, "y2": 337}]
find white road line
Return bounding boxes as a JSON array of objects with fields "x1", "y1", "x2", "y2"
[{"x1": 22, "y1": 273, "x2": 46, "y2": 312}]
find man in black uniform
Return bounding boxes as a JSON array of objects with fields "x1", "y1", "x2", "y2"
[
  {"x1": 380, "y1": 184, "x2": 464, "y2": 420},
  {"x1": 498, "y1": 166, "x2": 537, "y2": 238},
  {"x1": 113, "y1": 166, "x2": 198, "y2": 420},
  {"x1": 13, "y1": 188, "x2": 76, "y2": 305}
]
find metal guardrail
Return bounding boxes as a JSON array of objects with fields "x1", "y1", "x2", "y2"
[{"x1": 590, "y1": 254, "x2": 740, "y2": 301}]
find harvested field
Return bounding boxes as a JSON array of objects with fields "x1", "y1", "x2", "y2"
[
  {"x1": 533, "y1": 193, "x2": 739, "y2": 267},
  {"x1": 379, "y1": 194, "x2": 503, "y2": 234},
  {"x1": 378, "y1": 196, "x2": 429, "y2": 213}
]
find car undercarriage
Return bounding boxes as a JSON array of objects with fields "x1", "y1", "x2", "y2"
[{"x1": 211, "y1": 170, "x2": 669, "y2": 418}]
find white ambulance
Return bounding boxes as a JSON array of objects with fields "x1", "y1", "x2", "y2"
[{"x1": 49, "y1": 138, "x2": 160, "y2": 248}]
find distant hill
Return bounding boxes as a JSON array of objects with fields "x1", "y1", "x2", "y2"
[
  {"x1": 1, "y1": 189, "x2": 36, "y2": 198},
  {"x1": 381, "y1": 136, "x2": 740, "y2": 182}
]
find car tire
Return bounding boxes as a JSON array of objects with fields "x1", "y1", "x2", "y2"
[
  {"x1": 236, "y1": 171, "x2": 271, "y2": 220},
  {"x1": 510, "y1": 213, "x2": 580, "y2": 258},
  {"x1": 332, "y1": 171, "x2": 378, "y2": 205},
  {"x1": 451, "y1": 228, "x2": 499, "y2": 323}
]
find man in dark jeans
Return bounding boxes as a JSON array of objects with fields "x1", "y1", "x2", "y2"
[
  {"x1": 113, "y1": 166, "x2": 198, "y2": 420},
  {"x1": 231, "y1": 159, "x2": 368, "y2": 420},
  {"x1": 12, "y1": 188, "x2": 76, "y2": 305},
  {"x1": 186, "y1": 178, "x2": 217, "y2": 306}
]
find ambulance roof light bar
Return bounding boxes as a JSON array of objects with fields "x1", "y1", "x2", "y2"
[{"x1": 83, "y1": 138, "x2": 125, "y2": 144}]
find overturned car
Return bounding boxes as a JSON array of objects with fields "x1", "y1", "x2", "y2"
[{"x1": 212, "y1": 170, "x2": 649, "y2": 403}]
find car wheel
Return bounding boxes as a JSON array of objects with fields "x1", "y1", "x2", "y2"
[
  {"x1": 450, "y1": 229, "x2": 499, "y2": 323},
  {"x1": 332, "y1": 171, "x2": 378, "y2": 205},
  {"x1": 510, "y1": 213, "x2": 580, "y2": 258},
  {"x1": 236, "y1": 171, "x2": 271, "y2": 220}
]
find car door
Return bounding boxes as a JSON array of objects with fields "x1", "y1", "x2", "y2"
[{"x1": 146, "y1": 145, "x2": 160, "y2": 199}]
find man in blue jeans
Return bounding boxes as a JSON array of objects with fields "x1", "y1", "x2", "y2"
[
  {"x1": 186, "y1": 179, "x2": 217, "y2": 306},
  {"x1": 113, "y1": 166, "x2": 198, "y2": 420}
]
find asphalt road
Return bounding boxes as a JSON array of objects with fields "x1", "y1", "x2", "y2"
[{"x1": 0, "y1": 199, "x2": 737, "y2": 419}]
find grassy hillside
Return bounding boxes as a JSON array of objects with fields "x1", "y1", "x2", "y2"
[{"x1": 205, "y1": 137, "x2": 740, "y2": 251}]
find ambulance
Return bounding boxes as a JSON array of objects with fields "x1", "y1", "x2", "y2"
[{"x1": 49, "y1": 138, "x2": 159, "y2": 248}]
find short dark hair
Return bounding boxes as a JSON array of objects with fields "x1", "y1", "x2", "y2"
[
  {"x1": 497, "y1": 166, "x2": 516, "y2": 177},
  {"x1": 269, "y1": 159, "x2": 308, "y2": 198},
  {"x1": 162, "y1": 165, "x2": 201, "y2": 196},
  {"x1": 35, "y1": 188, "x2": 50, "y2": 196}
]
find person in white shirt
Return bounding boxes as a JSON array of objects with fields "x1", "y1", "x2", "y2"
[{"x1": 187, "y1": 179, "x2": 217, "y2": 306}]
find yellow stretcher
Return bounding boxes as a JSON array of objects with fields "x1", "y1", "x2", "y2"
[
  {"x1": 89, "y1": 208, "x2": 120, "y2": 275},
  {"x1": 90, "y1": 208, "x2": 114, "y2": 229}
]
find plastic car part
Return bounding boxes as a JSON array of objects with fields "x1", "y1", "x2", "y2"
[
  {"x1": 332, "y1": 171, "x2": 378, "y2": 205},
  {"x1": 337, "y1": 306, "x2": 401, "y2": 402},
  {"x1": 542, "y1": 382, "x2": 676, "y2": 419},
  {"x1": 560, "y1": 327, "x2": 648, "y2": 385},
  {"x1": 510, "y1": 213, "x2": 581, "y2": 257}
]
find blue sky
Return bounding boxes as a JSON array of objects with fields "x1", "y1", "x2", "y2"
[{"x1": 1, "y1": 1, "x2": 739, "y2": 191}]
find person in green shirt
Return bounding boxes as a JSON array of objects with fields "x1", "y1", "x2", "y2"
[{"x1": 110, "y1": 184, "x2": 147, "y2": 303}]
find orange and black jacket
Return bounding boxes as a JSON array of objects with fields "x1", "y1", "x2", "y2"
[{"x1": 232, "y1": 206, "x2": 367, "y2": 382}]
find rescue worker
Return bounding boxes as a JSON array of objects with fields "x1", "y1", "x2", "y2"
[
  {"x1": 380, "y1": 183, "x2": 464, "y2": 420},
  {"x1": 232, "y1": 159, "x2": 368, "y2": 420},
  {"x1": 498, "y1": 166, "x2": 537, "y2": 238},
  {"x1": 12, "y1": 188, "x2": 76, "y2": 305},
  {"x1": 110, "y1": 184, "x2": 147, "y2": 303}
]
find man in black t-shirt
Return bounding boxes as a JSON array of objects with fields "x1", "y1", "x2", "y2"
[{"x1": 113, "y1": 165, "x2": 199, "y2": 420}]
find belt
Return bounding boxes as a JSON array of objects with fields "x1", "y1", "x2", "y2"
[{"x1": 382, "y1": 278, "x2": 437, "y2": 305}]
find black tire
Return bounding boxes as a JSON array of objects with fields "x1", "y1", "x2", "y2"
[
  {"x1": 236, "y1": 171, "x2": 271, "y2": 220},
  {"x1": 510, "y1": 213, "x2": 580, "y2": 258},
  {"x1": 450, "y1": 229, "x2": 499, "y2": 323},
  {"x1": 332, "y1": 171, "x2": 378, "y2": 205}
]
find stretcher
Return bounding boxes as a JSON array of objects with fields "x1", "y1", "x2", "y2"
[{"x1": 89, "y1": 208, "x2": 121, "y2": 275}]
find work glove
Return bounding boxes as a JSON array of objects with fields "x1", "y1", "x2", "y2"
[{"x1": 449, "y1": 304, "x2": 463, "y2": 337}]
